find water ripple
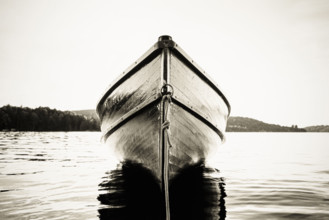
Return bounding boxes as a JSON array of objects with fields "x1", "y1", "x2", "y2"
[{"x1": 0, "y1": 132, "x2": 329, "y2": 219}]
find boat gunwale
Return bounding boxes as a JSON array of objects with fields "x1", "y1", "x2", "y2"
[
  {"x1": 96, "y1": 42, "x2": 163, "y2": 119},
  {"x1": 171, "y1": 45, "x2": 231, "y2": 116},
  {"x1": 96, "y1": 37, "x2": 231, "y2": 119},
  {"x1": 97, "y1": 36, "x2": 231, "y2": 143}
]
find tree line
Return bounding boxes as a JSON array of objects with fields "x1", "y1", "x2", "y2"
[
  {"x1": 226, "y1": 116, "x2": 306, "y2": 132},
  {"x1": 0, "y1": 105, "x2": 100, "y2": 131}
]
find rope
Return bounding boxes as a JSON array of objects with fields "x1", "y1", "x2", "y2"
[{"x1": 161, "y1": 84, "x2": 173, "y2": 148}]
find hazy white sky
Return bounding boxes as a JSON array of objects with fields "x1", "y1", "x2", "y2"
[{"x1": 1, "y1": 0, "x2": 328, "y2": 127}]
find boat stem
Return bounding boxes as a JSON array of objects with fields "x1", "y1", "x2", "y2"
[{"x1": 160, "y1": 45, "x2": 171, "y2": 220}]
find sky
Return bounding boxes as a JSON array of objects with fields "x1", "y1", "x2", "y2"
[{"x1": 0, "y1": 0, "x2": 329, "y2": 127}]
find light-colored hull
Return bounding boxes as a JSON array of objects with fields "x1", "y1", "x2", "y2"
[{"x1": 97, "y1": 35, "x2": 230, "y2": 183}]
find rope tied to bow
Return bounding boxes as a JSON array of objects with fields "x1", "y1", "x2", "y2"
[{"x1": 161, "y1": 83, "x2": 174, "y2": 148}]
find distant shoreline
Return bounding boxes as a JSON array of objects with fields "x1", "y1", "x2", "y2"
[{"x1": 1, "y1": 105, "x2": 328, "y2": 132}]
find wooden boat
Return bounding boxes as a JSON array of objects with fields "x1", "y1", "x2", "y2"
[{"x1": 96, "y1": 35, "x2": 230, "y2": 202}]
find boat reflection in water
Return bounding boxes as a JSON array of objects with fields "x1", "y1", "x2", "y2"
[{"x1": 98, "y1": 160, "x2": 226, "y2": 220}]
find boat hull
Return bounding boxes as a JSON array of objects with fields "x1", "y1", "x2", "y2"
[{"x1": 97, "y1": 36, "x2": 230, "y2": 183}]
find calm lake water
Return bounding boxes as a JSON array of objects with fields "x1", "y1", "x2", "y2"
[{"x1": 0, "y1": 132, "x2": 328, "y2": 219}]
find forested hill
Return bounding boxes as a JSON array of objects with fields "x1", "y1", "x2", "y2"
[
  {"x1": 226, "y1": 117, "x2": 306, "y2": 132},
  {"x1": 0, "y1": 105, "x2": 99, "y2": 131},
  {"x1": 304, "y1": 125, "x2": 329, "y2": 132}
]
